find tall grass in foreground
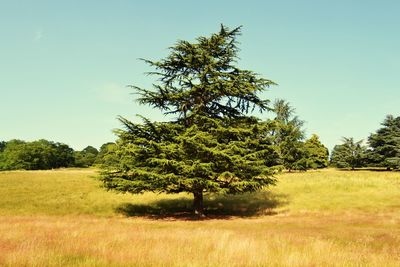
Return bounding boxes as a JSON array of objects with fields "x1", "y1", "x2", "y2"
[{"x1": 1, "y1": 214, "x2": 399, "y2": 266}]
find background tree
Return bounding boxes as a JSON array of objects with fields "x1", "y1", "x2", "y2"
[
  {"x1": 51, "y1": 142, "x2": 75, "y2": 168},
  {"x1": 0, "y1": 140, "x2": 27, "y2": 170},
  {"x1": 330, "y1": 137, "x2": 366, "y2": 170},
  {"x1": 0, "y1": 139, "x2": 74, "y2": 170},
  {"x1": 368, "y1": 115, "x2": 400, "y2": 170},
  {"x1": 271, "y1": 99, "x2": 307, "y2": 171},
  {"x1": 22, "y1": 139, "x2": 54, "y2": 170},
  {"x1": 101, "y1": 25, "x2": 278, "y2": 216},
  {"x1": 74, "y1": 146, "x2": 99, "y2": 167},
  {"x1": 304, "y1": 134, "x2": 329, "y2": 169},
  {"x1": 0, "y1": 141, "x2": 6, "y2": 152},
  {"x1": 94, "y1": 142, "x2": 119, "y2": 167},
  {"x1": 0, "y1": 141, "x2": 6, "y2": 168}
]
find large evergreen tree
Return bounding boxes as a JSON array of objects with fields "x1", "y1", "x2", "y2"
[
  {"x1": 368, "y1": 115, "x2": 400, "y2": 170},
  {"x1": 101, "y1": 25, "x2": 278, "y2": 216}
]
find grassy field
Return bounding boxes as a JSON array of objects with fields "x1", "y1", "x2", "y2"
[{"x1": 1, "y1": 169, "x2": 400, "y2": 266}]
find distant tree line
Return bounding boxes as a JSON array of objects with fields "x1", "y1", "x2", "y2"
[
  {"x1": 330, "y1": 115, "x2": 400, "y2": 170},
  {"x1": 0, "y1": 139, "x2": 118, "y2": 170},
  {"x1": 4, "y1": 114, "x2": 396, "y2": 172}
]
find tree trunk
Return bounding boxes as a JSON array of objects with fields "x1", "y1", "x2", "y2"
[{"x1": 193, "y1": 191, "x2": 205, "y2": 218}]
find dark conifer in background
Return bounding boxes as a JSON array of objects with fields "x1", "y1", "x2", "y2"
[{"x1": 368, "y1": 115, "x2": 400, "y2": 170}]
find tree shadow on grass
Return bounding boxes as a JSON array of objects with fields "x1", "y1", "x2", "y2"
[{"x1": 115, "y1": 191, "x2": 288, "y2": 220}]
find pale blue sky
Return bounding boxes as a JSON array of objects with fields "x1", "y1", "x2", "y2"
[{"x1": 1, "y1": 0, "x2": 399, "y2": 151}]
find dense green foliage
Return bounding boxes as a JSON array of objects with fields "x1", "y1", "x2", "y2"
[
  {"x1": 271, "y1": 99, "x2": 307, "y2": 171},
  {"x1": 95, "y1": 142, "x2": 119, "y2": 167},
  {"x1": 330, "y1": 137, "x2": 366, "y2": 169},
  {"x1": 304, "y1": 134, "x2": 329, "y2": 169},
  {"x1": 74, "y1": 146, "x2": 99, "y2": 167},
  {"x1": 368, "y1": 115, "x2": 400, "y2": 170},
  {"x1": 0, "y1": 139, "x2": 116, "y2": 170},
  {"x1": 108, "y1": 116, "x2": 278, "y2": 193},
  {"x1": 0, "y1": 141, "x2": 5, "y2": 152},
  {"x1": 0, "y1": 139, "x2": 75, "y2": 170},
  {"x1": 102, "y1": 25, "x2": 279, "y2": 215}
]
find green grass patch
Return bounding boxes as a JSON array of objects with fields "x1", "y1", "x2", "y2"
[
  {"x1": 272, "y1": 169, "x2": 400, "y2": 213},
  {"x1": 0, "y1": 168, "x2": 399, "y2": 217}
]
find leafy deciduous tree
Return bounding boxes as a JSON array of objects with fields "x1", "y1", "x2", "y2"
[
  {"x1": 0, "y1": 139, "x2": 74, "y2": 170},
  {"x1": 74, "y1": 146, "x2": 99, "y2": 167},
  {"x1": 304, "y1": 134, "x2": 329, "y2": 169}
]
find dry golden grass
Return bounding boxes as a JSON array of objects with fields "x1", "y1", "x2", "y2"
[
  {"x1": 1, "y1": 168, "x2": 400, "y2": 266},
  {"x1": 1, "y1": 213, "x2": 399, "y2": 266}
]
